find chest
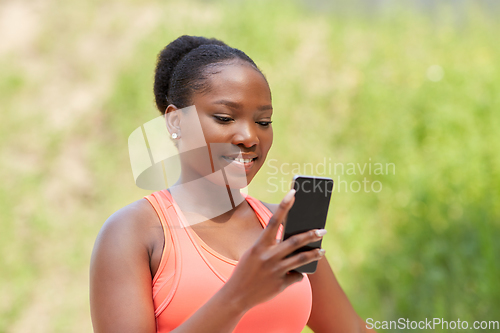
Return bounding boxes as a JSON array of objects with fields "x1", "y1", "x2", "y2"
[
  {"x1": 149, "y1": 205, "x2": 264, "y2": 277},
  {"x1": 188, "y1": 212, "x2": 264, "y2": 261}
]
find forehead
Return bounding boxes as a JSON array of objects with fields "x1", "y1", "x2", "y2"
[{"x1": 195, "y1": 62, "x2": 272, "y2": 106}]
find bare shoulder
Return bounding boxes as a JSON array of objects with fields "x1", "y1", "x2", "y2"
[
  {"x1": 91, "y1": 198, "x2": 160, "y2": 264},
  {"x1": 90, "y1": 197, "x2": 161, "y2": 291},
  {"x1": 105, "y1": 198, "x2": 157, "y2": 228},
  {"x1": 100, "y1": 199, "x2": 158, "y2": 234}
]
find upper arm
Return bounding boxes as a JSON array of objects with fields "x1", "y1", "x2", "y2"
[{"x1": 90, "y1": 200, "x2": 158, "y2": 333}]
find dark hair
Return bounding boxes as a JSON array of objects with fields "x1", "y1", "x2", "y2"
[{"x1": 154, "y1": 35, "x2": 264, "y2": 114}]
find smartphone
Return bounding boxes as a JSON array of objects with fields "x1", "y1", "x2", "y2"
[{"x1": 282, "y1": 175, "x2": 334, "y2": 274}]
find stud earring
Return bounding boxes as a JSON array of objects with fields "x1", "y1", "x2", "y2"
[{"x1": 171, "y1": 133, "x2": 179, "y2": 139}]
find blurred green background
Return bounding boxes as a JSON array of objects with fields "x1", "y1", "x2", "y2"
[{"x1": 1, "y1": 0, "x2": 499, "y2": 332}]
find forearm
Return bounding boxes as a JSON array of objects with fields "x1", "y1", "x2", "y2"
[
  {"x1": 307, "y1": 257, "x2": 372, "y2": 333},
  {"x1": 171, "y1": 284, "x2": 248, "y2": 333},
  {"x1": 308, "y1": 273, "x2": 363, "y2": 333}
]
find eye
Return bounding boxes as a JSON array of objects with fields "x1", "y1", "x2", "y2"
[
  {"x1": 213, "y1": 115, "x2": 234, "y2": 123},
  {"x1": 257, "y1": 121, "x2": 272, "y2": 127}
]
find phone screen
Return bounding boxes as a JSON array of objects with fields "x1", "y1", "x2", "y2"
[{"x1": 282, "y1": 175, "x2": 334, "y2": 274}]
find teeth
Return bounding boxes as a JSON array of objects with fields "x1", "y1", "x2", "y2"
[{"x1": 226, "y1": 156, "x2": 254, "y2": 163}]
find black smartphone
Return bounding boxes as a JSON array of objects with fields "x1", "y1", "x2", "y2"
[{"x1": 282, "y1": 175, "x2": 334, "y2": 274}]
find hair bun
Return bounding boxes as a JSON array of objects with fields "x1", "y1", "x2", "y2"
[{"x1": 154, "y1": 35, "x2": 227, "y2": 112}]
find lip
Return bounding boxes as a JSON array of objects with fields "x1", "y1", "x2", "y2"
[
  {"x1": 222, "y1": 153, "x2": 258, "y2": 160},
  {"x1": 221, "y1": 155, "x2": 257, "y2": 173}
]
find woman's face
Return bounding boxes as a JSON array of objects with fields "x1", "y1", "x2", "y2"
[{"x1": 171, "y1": 61, "x2": 273, "y2": 188}]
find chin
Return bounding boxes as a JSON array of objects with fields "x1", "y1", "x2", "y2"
[
  {"x1": 200, "y1": 169, "x2": 248, "y2": 189},
  {"x1": 224, "y1": 172, "x2": 254, "y2": 189}
]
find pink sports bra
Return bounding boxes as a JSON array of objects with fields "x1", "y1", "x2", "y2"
[{"x1": 144, "y1": 189, "x2": 313, "y2": 332}]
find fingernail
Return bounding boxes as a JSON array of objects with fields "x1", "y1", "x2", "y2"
[
  {"x1": 283, "y1": 189, "x2": 296, "y2": 204},
  {"x1": 314, "y1": 229, "x2": 327, "y2": 237},
  {"x1": 318, "y1": 248, "x2": 326, "y2": 256}
]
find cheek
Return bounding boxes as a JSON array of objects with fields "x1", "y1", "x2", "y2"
[
  {"x1": 179, "y1": 107, "x2": 209, "y2": 148},
  {"x1": 203, "y1": 127, "x2": 226, "y2": 142},
  {"x1": 267, "y1": 128, "x2": 274, "y2": 145},
  {"x1": 260, "y1": 130, "x2": 273, "y2": 159},
  {"x1": 198, "y1": 118, "x2": 228, "y2": 143}
]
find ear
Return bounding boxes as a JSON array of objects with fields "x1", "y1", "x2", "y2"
[{"x1": 165, "y1": 104, "x2": 181, "y2": 136}]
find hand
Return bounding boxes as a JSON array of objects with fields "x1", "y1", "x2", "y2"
[{"x1": 222, "y1": 189, "x2": 326, "y2": 312}]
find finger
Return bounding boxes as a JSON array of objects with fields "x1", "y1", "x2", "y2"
[
  {"x1": 274, "y1": 229, "x2": 326, "y2": 259},
  {"x1": 261, "y1": 189, "x2": 296, "y2": 241},
  {"x1": 278, "y1": 248, "x2": 325, "y2": 274}
]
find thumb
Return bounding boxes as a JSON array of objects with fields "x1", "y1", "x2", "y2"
[{"x1": 262, "y1": 189, "x2": 295, "y2": 241}]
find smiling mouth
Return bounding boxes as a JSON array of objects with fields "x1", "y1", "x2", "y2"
[
  {"x1": 221, "y1": 156, "x2": 258, "y2": 172},
  {"x1": 223, "y1": 156, "x2": 257, "y2": 163}
]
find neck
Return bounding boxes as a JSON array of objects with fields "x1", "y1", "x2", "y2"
[{"x1": 169, "y1": 172, "x2": 246, "y2": 226}]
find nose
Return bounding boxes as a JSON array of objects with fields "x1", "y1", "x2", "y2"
[{"x1": 231, "y1": 121, "x2": 259, "y2": 148}]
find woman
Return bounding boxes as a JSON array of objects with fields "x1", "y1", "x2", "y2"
[{"x1": 90, "y1": 35, "x2": 373, "y2": 333}]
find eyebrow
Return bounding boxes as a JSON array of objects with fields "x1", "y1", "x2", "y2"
[{"x1": 212, "y1": 99, "x2": 273, "y2": 111}]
